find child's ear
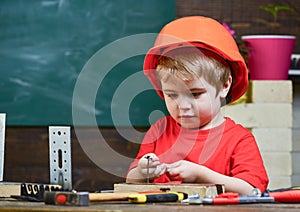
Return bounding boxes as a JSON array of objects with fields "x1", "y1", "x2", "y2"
[{"x1": 220, "y1": 76, "x2": 232, "y2": 98}]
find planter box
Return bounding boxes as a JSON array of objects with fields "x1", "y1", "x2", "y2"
[{"x1": 242, "y1": 35, "x2": 296, "y2": 80}]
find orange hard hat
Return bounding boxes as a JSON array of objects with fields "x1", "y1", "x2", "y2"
[{"x1": 143, "y1": 16, "x2": 248, "y2": 104}]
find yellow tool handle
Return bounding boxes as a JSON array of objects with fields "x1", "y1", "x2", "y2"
[
  {"x1": 88, "y1": 192, "x2": 133, "y2": 202},
  {"x1": 89, "y1": 191, "x2": 187, "y2": 203},
  {"x1": 128, "y1": 192, "x2": 186, "y2": 203}
]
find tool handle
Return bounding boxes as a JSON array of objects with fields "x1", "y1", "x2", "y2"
[
  {"x1": 202, "y1": 197, "x2": 239, "y2": 204},
  {"x1": 214, "y1": 198, "x2": 239, "y2": 204},
  {"x1": 89, "y1": 193, "x2": 133, "y2": 202},
  {"x1": 128, "y1": 192, "x2": 183, "y2": 203},
  {"x1": 208, "y1": 192, "x2": 239, "y2": 204},
  {"x1": 269, "y1": 190, "x2": 300, "y2": 203}
]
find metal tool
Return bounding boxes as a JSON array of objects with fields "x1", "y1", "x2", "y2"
[
  {"x1": 44, "y1": 191, "x2": 89, "y2": 206},
  {"x1": 49, "y1": 126, "x2": 72, "y2": 191},
  {"x1": 11, "y1": 183, "x2": 63, "y2": 202},
  {"x1": 263, "y1": 189, "x2": 300, "y2": 203},
  {"x1": 44, "y1": 190, "x2": 188, "y2": 206},
  {"x1": 201, "y1": 192, "x2": 274, "y2": 204},
  {"x1": 197, "y1": 188, "x2": 300, "y2": 205},
  {"x1": 145, "y1": 155, "x2": 151, "y2": 183},
  {"x1": 0, "y1": 114, "x2": 5, "y2": 181}
]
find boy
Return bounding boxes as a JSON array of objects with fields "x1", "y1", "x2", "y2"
[{"x1": 126, "y1": 16, "x2": 269, "y2": 195}]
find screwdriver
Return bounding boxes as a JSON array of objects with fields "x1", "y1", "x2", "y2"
[{"x1": 145, "y1": 155, "x2": 151, "y2": 183}]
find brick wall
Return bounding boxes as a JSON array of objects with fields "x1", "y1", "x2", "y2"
[
  {"x1": 222, "y1": 81, "x2": 293, "y2": 189},
  {"x1": 176, "y1": 0, "x2": 300, "y2": 53},
  {"x1": 292, "y1": 82, "x2": 300, "y2": 186}
]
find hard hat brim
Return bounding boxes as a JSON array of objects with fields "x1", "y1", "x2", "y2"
[
  {"x1": 143, "y1": 16, "x2": 249, "y2": 104},
  {"x1": 144, "y1": 41, "x2": 248, "y2": 104}
]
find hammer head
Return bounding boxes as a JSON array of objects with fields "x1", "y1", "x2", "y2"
[{"x1": 44, "y1": 191, "x2": 89, "y2": 206}]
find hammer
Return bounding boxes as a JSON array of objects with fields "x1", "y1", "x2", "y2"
[{"x1": 44, "y1": 191, "x2": 187, "y2": 206}]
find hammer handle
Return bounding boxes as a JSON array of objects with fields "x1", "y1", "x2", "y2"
[{"x1": 89, "y1": 193, "x2": 133, "y2": 202}]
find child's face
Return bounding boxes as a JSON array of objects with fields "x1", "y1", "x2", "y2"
[{"x1": 161, "y1": 76, "x2": 229, "y2": 129}]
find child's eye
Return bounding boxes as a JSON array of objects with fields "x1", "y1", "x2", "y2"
[
  {"x1": 167, "y1": 93, "x2": 178, "y2": 99},
  {"x1": 191, "y1": 92, "x2": 202, "y2": 98}
]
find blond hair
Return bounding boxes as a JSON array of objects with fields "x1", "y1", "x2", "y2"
[{"x1": 156, "y1": 47, "x2": 231, "y2": 93}]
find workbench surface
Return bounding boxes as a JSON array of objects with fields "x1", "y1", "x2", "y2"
[{"x1": 0, "y1": 200, "x2": 300, "y2": 212}]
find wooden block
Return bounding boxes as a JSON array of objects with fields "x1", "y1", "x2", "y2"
[
  {"x1": 222, "y1": 103, "x2": 292, "y2": 128},
  {"x1": 114, "y1": 183, "x2": 224, "y2": 198},
  {"x1": 249, "y1": 80, "x2": 292, "y2": 103},
  {"x1": 262, "y1": 152, "x2": 291, "y2": 175},
  {"x1": 0, "y1": 182, "x2": 62, "y2": 198},
  {"x1": 252, "y1": 128, "x2": 292, "y2": 152},
  {"x1": 0, "y1": 182, "x2": 21, "y2": 197}
]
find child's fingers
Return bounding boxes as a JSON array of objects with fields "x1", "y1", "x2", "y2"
[
  {"x1": 154, "y1": 164, "x2": 166, "y2": 176},
  {"x1": 144, "y1": 167, "x2": 157, "y2": 175},
  {"x1": 144, "y1": 153, "x2": 159, "y2": 162},
  {"x1": 142, "y1": 153, "x2": 160, "y2": 167},
  {"x1": 166, "y1": 161, "x2": 180, "y2": 170},
  {"x1": 166, "y1": 168, "x2": 176, "y2": 176},
  {"x1": 141, "y1": 157, "x2": 159, "y2": 166},
  {"x1": 166, "y1": 161, "x2": 184, "y2": 176},
  {"x1": 169, "y1": 174, "x2": 183, "y2": 182},
  {"x1": 149, "y1": 160, "x2": 160, "y2": 168}
]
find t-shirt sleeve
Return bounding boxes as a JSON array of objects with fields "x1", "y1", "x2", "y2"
[{"x1": 230, "y1": 134, "x2": 269, "y2": 192}]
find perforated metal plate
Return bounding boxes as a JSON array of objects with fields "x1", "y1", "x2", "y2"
[
  {"x1": 49, "y1": 126, "x2": 72, "y2": 190},
  {"x1": 0, "y1": 114, "x2": 5, "y2": 181}
]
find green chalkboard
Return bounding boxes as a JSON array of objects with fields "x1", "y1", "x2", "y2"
[{"x1": 0, "y1": 0, "x2": 175, "y2": 126}]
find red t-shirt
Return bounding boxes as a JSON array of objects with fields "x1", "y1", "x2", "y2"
[{"x1": 128, "y1": 116, "x2": 269, "y2": 192}]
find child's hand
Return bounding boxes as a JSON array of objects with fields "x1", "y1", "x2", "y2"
[
  {"x1": 137, "y1": 153, "x2": 168, "y2": 179},
  {"x1": 166, "y1": 160, "x2": 199, "y2": 182}
]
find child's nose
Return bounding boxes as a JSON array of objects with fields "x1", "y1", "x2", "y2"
[{"x1": 177, "y1": 97, "x2": 192, "y2": 110}]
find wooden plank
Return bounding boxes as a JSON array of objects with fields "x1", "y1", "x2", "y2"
[
  {"x1": 0, "y1": 182, "x2": 62, "y2": 198},
  {"x1": 114, "y1": 183, "x2": 224, "y2": 198},
  {"x1": 0, "y1": 182, "x2": 20, "y2": 197}
]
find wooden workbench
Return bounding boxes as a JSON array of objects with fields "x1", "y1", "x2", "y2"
[{"x1": 0, "y1": 200, "x2": 300, "y2": 212}]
